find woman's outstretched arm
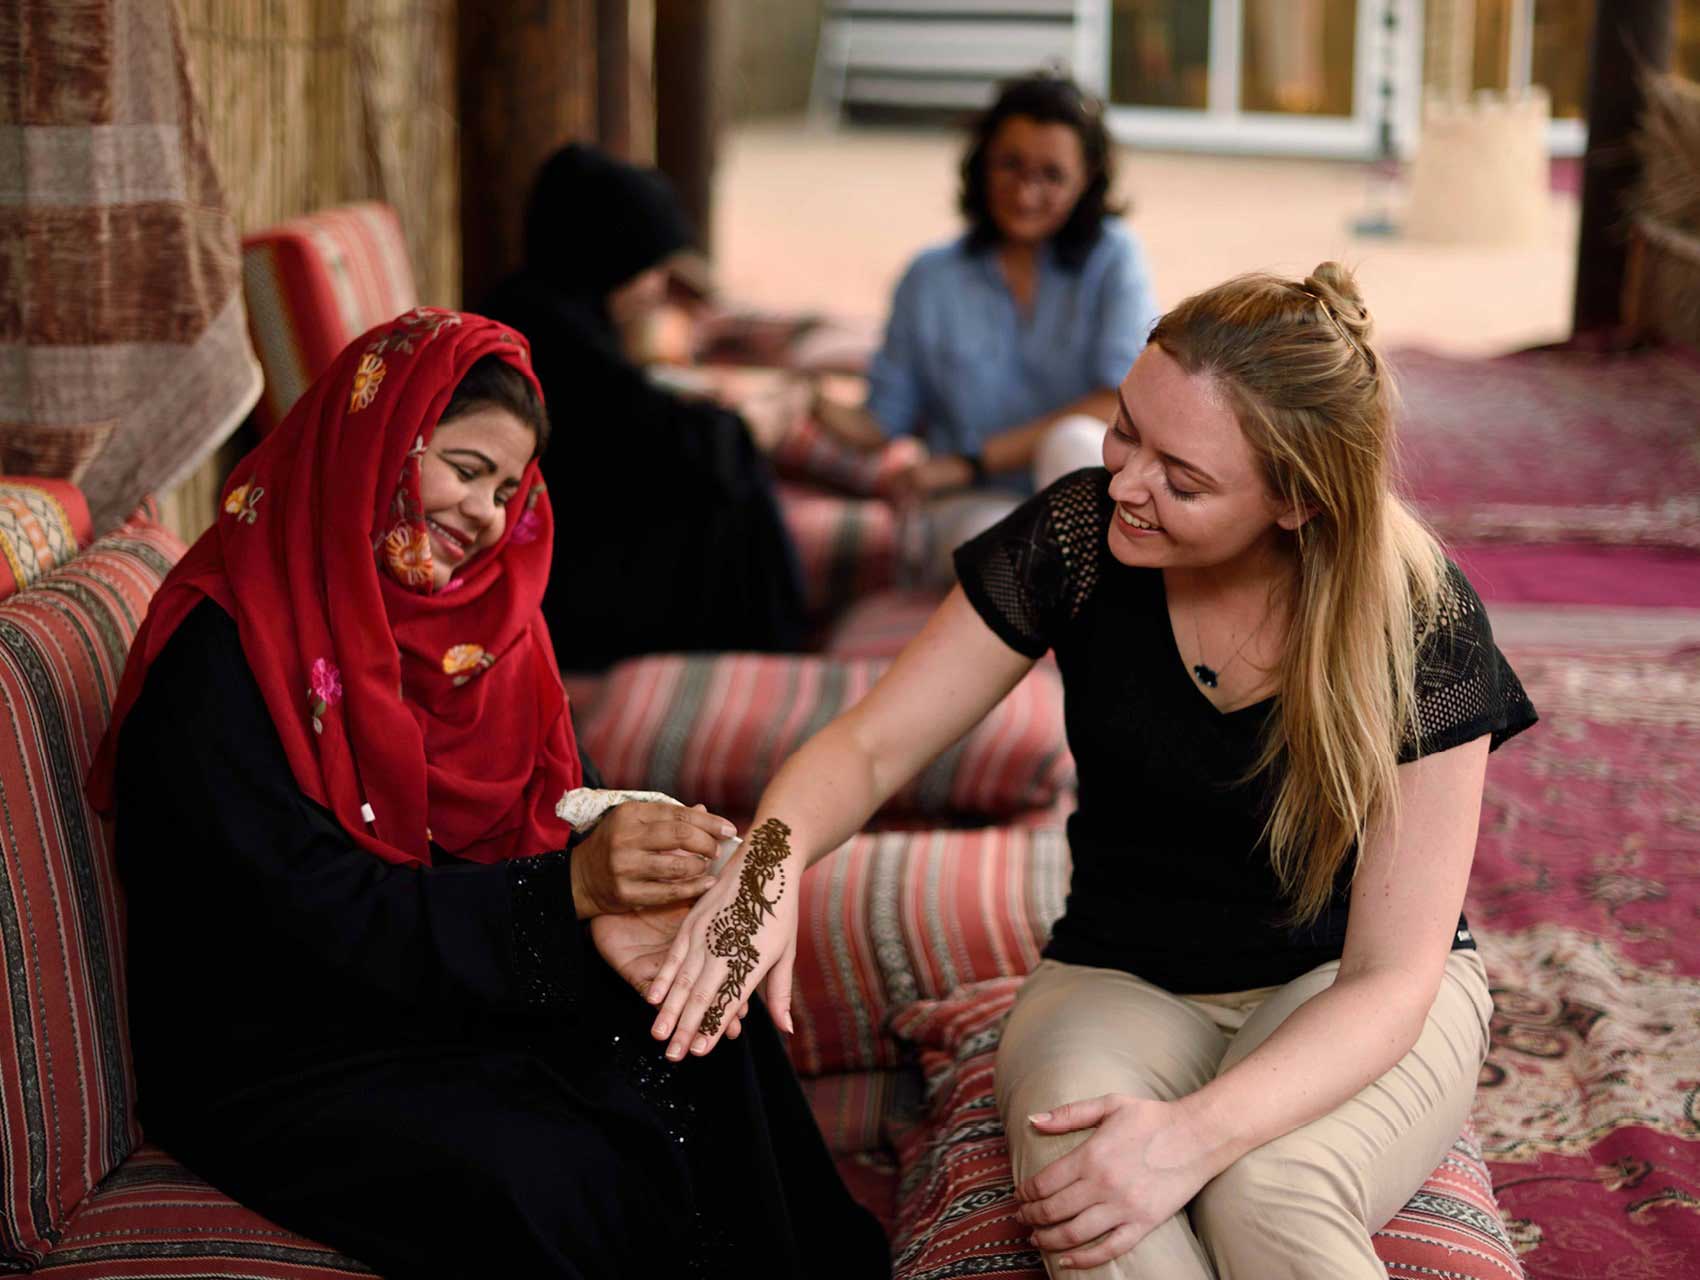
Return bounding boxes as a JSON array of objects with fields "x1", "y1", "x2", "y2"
[{"x1": 644, "y1": 587, "x2": 1037, "y2": 1057}]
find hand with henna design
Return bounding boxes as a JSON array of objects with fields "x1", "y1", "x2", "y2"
[
  {"x1": 646, "y1": 817, "x2": 802, "y2": 1061},
  {"x1": 591, "y1": 904, "x2": 750, "y2": 1041}
]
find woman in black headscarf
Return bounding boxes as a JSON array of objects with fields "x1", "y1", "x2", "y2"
[{"x1": 482, "y1": 144, "x2": 808, "y2": 672}]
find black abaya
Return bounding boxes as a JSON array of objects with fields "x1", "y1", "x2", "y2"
[
  {"x1": 479, "y1": 144, "x2": 808, "y2": 672},
  {"x1": 112, "y1": 601, "x2": 887, "y2": 1279}
]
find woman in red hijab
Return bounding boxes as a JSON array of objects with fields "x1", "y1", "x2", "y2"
[{"x1": 90, "y1": 309, "x2": 886, "y2": 1279}]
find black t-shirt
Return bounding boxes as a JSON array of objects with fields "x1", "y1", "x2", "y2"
[{"x1": 954, "y1": 468, "x2": 1539, "y2": 993}]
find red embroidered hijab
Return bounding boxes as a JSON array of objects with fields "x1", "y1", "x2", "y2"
[{"x1": 90, "y1": 308, "x2": 582, "y2": 867}]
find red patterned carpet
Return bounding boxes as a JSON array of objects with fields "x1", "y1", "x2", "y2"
[
  {"x1": 1394, "y1": 345, "x2": 1700, "y2": 550},
  {"x1": 1470, "y1": 642, "x2": 1700, "y2": 1279}
]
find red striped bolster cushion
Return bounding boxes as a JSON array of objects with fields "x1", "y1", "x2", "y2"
[
  {"x1": 771, "y1": 415, "x2": 926, "y2": 497},
  {"x1": 0, "y1": 506, "x2": 185, "y2": 1267},
  {"x1": 802, "y1": 1069, "x2": 916, "y2": 1156},
  {"x1": 778, "y1": 483, "x2": 912, "y2": 617},
  {"x1": 786, "y1": 827, "x2": 1070, "y2": 1076},
  {"x1": 823, "y1": 588, "x2": 949, "y2": 659},
  {"x1": 577, "y1": 653, "x2": 1073, "y2": 821},
  {"x1": 241, "y1": 203, "x2": 419, "y2": 435},
  {"x1": 36, "y1": 1144, "x2": 371, "y2": 1277},
  {"x1": 886, "y1": 980, "x2": 1526, "y2": 1280},
  {"x1": 0, "y1": 479, "x2": 91, "y2": 603}
]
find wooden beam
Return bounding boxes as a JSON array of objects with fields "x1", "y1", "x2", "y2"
[
  {"x1": 1572, "y1": 1, "x2": 1676, "y2": 334},
  {"x1": 458, "y1": 0, "x2": 597, "y2": 305},
  {"x1": 653, "y1": 0, "x2": 724, "y2": 251}
]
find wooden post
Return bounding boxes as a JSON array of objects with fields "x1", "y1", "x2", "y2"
[
  {"x1": 596, "y1": 0, "x2": 631, "y2": 157},
  {"x1": 653, "y1": 0, "x2": 724, "y2": 250},
  {"x1": 1572, "y1": 1, "x2": 1675, "y2": 334},
  {"x1": 458, "y1": 0, "x2": 597, "y2": 306}
]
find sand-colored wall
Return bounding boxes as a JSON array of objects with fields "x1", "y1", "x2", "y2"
[{"x1": 727, "y1": 0, "x2": 823, "y2": 121}]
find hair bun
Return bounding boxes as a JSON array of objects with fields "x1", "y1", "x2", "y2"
[{"x1": 1304, "y1": 262, "x2": 1372, "y2": 340}]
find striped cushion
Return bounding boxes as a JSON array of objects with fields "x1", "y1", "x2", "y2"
[
  {"x1": 823, "y1": 588, "x2": 947, "y2": 659},
  {"x1": 0, "y1": 505, "x2": 185, "y2": 1267},
  {"x1": 241, "y1": 203, "x2": 419, "y2": 435},
  {"x1": 0, "y1": 478, "x2": 90, "y2": 603},
  {"x1": 787, "y1": 827, "x2": 1070, "y2": 1076},
  {"x1": 578, "y1": 654, "x2": 1073, "y2": 824},
  {"x1": 37, "y1": 1144, "x2": 371, "y2": 1278},
  {"x1": 778, "y1": 482, "x2": 912, "y2": 617},
  {"x1": 802, "y1": 1069, "x2": 916, "y2": 1157},
  {"x1": 886, "y1": 979, "x2": 1526, "y2": 1280}
]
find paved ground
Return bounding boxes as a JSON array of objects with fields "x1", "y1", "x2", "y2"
[{"x1": 715, "y1": 119, "x2": 1580, "y2": 357}]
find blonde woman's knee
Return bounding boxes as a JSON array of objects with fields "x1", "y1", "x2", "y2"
[{"x1": 1191, "y1": 1137, "x2": 1384, "y2": 1280}]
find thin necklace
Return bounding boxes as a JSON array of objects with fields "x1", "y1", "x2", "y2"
[{"x1": 1190, "y1": 594, "x2": 1274, "y2": 690}]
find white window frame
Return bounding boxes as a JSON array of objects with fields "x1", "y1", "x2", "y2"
[{"x1": 1075, "y1": 0, "x2": 1428, "y2": 159}]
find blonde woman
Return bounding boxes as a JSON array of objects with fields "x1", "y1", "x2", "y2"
[{"x1": 648, "y1": 264, "x2": 1537, "y2": 1278}]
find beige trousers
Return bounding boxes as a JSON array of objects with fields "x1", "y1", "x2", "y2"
[
  {"x1": 917, "y1": 414, "x2": 1108, "y2": 585},
  {"x1": 994, "y1": 952, "x2": 1493, "y2": 1279}
]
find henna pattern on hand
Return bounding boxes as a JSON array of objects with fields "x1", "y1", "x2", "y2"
[{"x1": 699, "y1": 818, "x2": 790, "y2": 1036}]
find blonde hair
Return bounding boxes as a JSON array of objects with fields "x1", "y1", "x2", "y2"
[{"x1": 1148, "y1": 263, "x2": 1447, "y2": 924}]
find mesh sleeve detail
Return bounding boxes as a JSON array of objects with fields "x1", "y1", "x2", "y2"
[
  {"x1": 1402, "y1": 563, "x2": 1539, "y2": 762},
  {"x1": 954, "y1": 468, "x2": 1111, "y2": 657}
]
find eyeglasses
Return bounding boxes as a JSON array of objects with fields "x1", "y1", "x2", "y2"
[{"x1": 987, "y1": 153, "x2": 1077, "y2": 194}]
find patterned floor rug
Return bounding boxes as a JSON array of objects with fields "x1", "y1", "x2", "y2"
[
  {"x1": 1394, "y1": 345, "x2": 1700, "y2": 551},
  {"x1": 1472, "y1": 641, "x2": 1700, "y2": 1279}
]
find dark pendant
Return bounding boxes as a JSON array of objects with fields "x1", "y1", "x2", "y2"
[{"x1": 1192, "y1": 663, "x2": 1219, "y2": 688}]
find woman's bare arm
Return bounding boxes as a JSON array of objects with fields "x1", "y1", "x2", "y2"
[{"x1": 644, "y1": 588, "x2": 1036, "y2": 1054}]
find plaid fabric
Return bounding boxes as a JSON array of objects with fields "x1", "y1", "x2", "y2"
[
  {"x1": 886, "y1": 979, "x2": 1527, "y2": 1280},
  {"x1": 0, "y1": 504, "x2": 184, "y2": 1267},
  {"x1": 770, "y1": 416, "x2": 925, "y2": 498},
  {"x1": 0, "y1": 478, "x2": 90, "y2": 603},
  {"x1": 787, "y1": 827, "x2": 1071, "y2": 1077},
  {"x1": 778, "y1": 482, "x2": 918, "y2": 618},
  {"x1": 36, "y1": 1145, "x2": 371, "y2": 1278},
  {"x1": 0, "y1": 2, "x2": 261, "y2": 532},
  {"x1": 578, "y1": 654, "x2": 1074, "y2": 827},
  {"x1": 241, "y1": 203, "x2": 419, "y2": 436}
]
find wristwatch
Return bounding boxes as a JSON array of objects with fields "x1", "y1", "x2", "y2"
[{"x1": 962, "y1": 453, "x2": 989, "y2": 485}]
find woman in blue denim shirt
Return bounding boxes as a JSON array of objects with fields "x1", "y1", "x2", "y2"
[{"x1": 814, "y1": 72, "x2": 1160, "y2": 579}]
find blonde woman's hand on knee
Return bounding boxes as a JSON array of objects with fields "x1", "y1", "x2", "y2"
[{"x1": 1016, "y1": 1094, "x2": 1217, "y2": 1271}]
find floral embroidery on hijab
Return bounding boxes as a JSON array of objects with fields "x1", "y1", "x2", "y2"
[
  {"x1": 307, "y1": 658, "x2": 342, "y2": 734},
  {"x1": 509, "y1": 483, "x2": 546, "y2": 545},
  {"x1": 365, "y1": 307, "x2": 464, "y2": 359},
  {"x1": 349, "y1": 353, "x2": 386, "y2": 412},
  {"x1": 352, "y1": 309, "x2": 464, "y2": 416},
  {"x1": 442, "y1": 643, "x2": 495, "y2": 685},
  {"x1": 377, "y1": 435, "x2": 434, "y2": 591},
  {"x1": 383, "y1": 523, "x2": 433, "y2": 588},
  {"x1": 223, "y1": 483, "x2": 263, "y2": 524}
]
